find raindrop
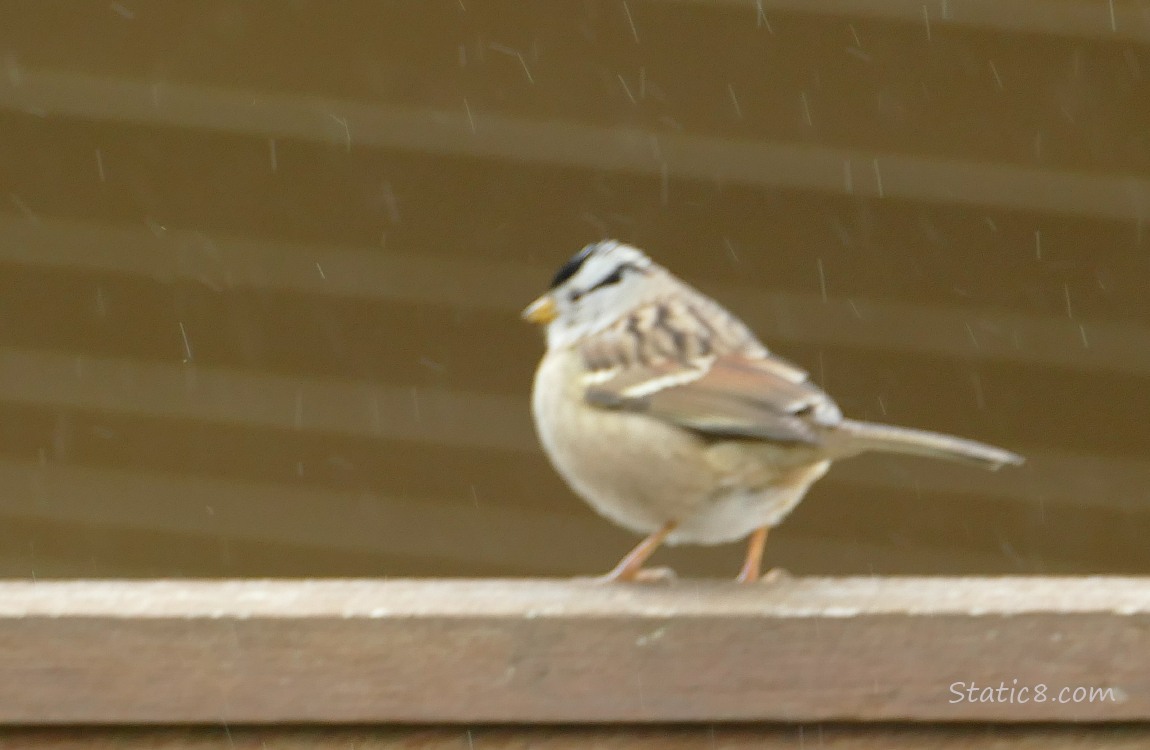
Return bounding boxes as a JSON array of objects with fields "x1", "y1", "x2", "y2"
[
  {"x1": 728, "y1": 83, "x2": 743, "y2": 119},
  {"x1": 622, "y1": 1, "x2": 640, "y2": 42}
]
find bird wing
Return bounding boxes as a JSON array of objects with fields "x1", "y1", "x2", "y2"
[
  {"x1": 578, "y1": 297, "x2": 842, "y2": 443},
  {"x1": 586, "y1": 353, "x2": 840, "y2": 443}
]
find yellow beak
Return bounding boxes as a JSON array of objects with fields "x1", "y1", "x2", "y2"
[{"x1": 521, "y1": 294, "x2": 558, "y2": 325}]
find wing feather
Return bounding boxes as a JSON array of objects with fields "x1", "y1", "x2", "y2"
[{"x1": 579, "y1": 298, "x2": 841, "y2": 443}]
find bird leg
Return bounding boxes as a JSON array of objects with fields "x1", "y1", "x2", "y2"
[
  {"x1": 595, "y1": 520, "x2": 678, "y2": 583},
  {"x1": 736, "y1": 526, "x2": 768, "y2": 583}
]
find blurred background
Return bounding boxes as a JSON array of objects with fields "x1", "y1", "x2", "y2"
[{"x1": 0, "y1": 1, "x2": 1146, "y2": 578}]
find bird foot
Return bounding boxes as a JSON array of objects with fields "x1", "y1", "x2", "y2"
[{"x1": 760, "y1": 567, "x2": 792, "y2": 584}]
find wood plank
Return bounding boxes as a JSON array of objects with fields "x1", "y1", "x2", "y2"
[
  {"x1": 688, "y1": 0, "x2": 1150, "y2": 43},
  {"x1": 4, "y1": 216, "x2": 1150, "y2": 379},
  {"x1": 0, "y1": 578, "x2": 1145, "y2": 723},
  {"x1": 2, "y1": 70, "x2": 1148, "y2": 221},
  {"x1": 0, "y1": 458, "x2": 1023, "y2": 577},
  {"x1": 5, "y1": 725, "x2": 1150, "y2": 749},
  {"x1": 0, "y1": 346, "x2": 536, "y2": 452},
  {"x1": 1, "y1": 346, "x2": 1147, "y2": 515}
]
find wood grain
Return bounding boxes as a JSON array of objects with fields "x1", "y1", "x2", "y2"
[
  {"x1": 0, "y1": 578, "x2": 1145, "y2": 723},
  {"x1": 4, "y1": 725, "x2": 1150, "y2": 749}
]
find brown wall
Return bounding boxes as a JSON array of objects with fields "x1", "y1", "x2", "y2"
[{"x1": 0, "y1": 1, "x2": 1146, "y2": 578}]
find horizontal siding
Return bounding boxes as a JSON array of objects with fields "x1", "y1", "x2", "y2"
[{"x1": 0, "y1": 1, "x2": 1144, "y2": 576}]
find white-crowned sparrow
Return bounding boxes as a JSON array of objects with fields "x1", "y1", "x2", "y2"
[{"x1": 523, "y1": 240, "x2": 1024, "y2": 583}]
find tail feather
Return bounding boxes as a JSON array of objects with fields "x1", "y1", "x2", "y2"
[{"x1": 831, "y1": 419, "x2": 1024, "y2": 470}]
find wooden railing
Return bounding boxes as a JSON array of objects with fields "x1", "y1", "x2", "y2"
[{"x1": 1, "y1": 577, "x2": 1147, "y2": 746}]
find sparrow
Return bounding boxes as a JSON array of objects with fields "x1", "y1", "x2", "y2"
[{"x1": 522, "y1": 240, "x2": 1024, "y2": 582}]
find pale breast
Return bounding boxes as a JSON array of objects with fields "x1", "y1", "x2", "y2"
[{"x1": 531, "y1": 348, "x2": 719, "y2": 535}]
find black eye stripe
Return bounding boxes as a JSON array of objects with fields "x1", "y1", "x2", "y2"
[
  {"x1": 587, "y1": 267, "x2": 624, "y2": 292},
  {"x1": 586, "y1": 262, "x2": 641, "y2": 293}
]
